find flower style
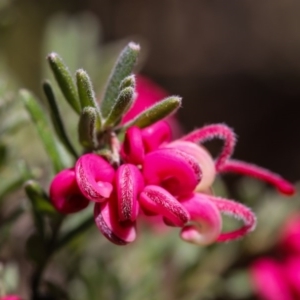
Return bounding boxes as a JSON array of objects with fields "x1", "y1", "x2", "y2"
[
  {"x1": 49, "y1": 76, "x2": 295, "y2": 246},
  {"x1": 250, "y1": 214, "x2": 300, "y2": 300}
]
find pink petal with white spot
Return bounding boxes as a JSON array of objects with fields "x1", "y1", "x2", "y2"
[
  {"x1": 141, "y1": 121, "x2": 171, "y2": 152},
  {"x1": 143, "y1": 148, "x2": 202, "y2": 197},
  {"x1": 75, "y1": 153, "x2": 115, "y2": 202},
  {"x1": 207, "y1": 195, "x2": 257, "y2": 242},
  {"x1": 166, "y1": 140, "x2": 216, "y2": 192},
  {"x1": 139, "y1": 185, "x2": 190, "y2": 227},
  {"x1": 49, "y1": 168, "x2": 89, "y2": 214},
  {"x1": 94, "y1": 195, "x2": 137, "y2": 245},
  {"x1": 121, "y1": 126, "x2": 144, "y2": 165},
  {"x1": 180, "y1": 193, "x2": 222, "y2": 245},
  {"x1": 116, "y1": 164, "x2": 144, "y2": 222}
]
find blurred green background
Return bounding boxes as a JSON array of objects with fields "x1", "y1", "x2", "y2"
[{"x1": 0, "y1": 1, "x2": 299, "y2": 299}]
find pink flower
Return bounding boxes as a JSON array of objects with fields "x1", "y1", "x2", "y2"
[
  {"x1": 279, "y1": 214, "x2": 300, "y2": 254},
  {"x1": 250, "y1": 258, "x2": 293, "y2": 300},
  {"x1": 49, "y1": 77, "x2": 294, "y2": 247},
  {"x1": 86, "y1": 121, "x2": 292, "y2": 245},
  {"x1": 250, "y1": 214, "x2": 300, "y2": 300}
]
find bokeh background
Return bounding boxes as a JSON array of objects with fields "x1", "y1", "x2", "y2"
[{"x1": 1, "y1": 1, "x2": 300, "y2": 299}]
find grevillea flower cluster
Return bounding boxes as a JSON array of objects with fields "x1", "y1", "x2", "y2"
[
  {"x1": 250, "y1": 214, "x2": 300, "y2": 300},
  {"x1": 48, "y1": 72, "x2": 295, "y2": 246}
]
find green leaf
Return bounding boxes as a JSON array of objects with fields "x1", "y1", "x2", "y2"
[
  {"x1": 104, "y1": 87, "x2": 135, "y2": 128},
  {"x1": 43, "y1": 81, "x2": 78, "y2": 159},
  {"x1": 122, "y1": 96, "x2": 182, "y2": 129},
  {"x1": 47, "y1": 53, "x2": 81, "y2": 114},
  {"x1": 101, "y1": 42, "x2": 140, "y2": 118},
  {"x1": 119, "y1": 74, "x2": 136, "y2": 90},
  {"x1": 0, "y1": 162, "x2": 33, "y2": 201},
  {"x1": 78, "y1": 107, "x2": 98, "y2": 149},
  {"x1": 19, "y1": 89, "x2": 65, "y2": 173},
  {"x1": 24, "y1": 180, "x2": 57, "y2": 238},
  {"x1": 24, "y1": 180, "x2": 56, "y2": 215},
  {"x1": 76, "y1": 69, "x2": 99, "y2": 110}
]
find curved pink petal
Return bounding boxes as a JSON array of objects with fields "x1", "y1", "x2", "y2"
[
  {"x1": 121, "y1": 126, "x2": 145, "y2": 165},
  {"x1": 94, "y1": 194, "x2": 137, "y2": 245},
  {"x1": 141, "y1": 121, "x2": 171, "y2": 152},
  {"x1": 250, "y1": 258, "x2": 293, "y2": 300},
  {"x1": 166, "y1": 140, "x2": 216, "y2": 192},
  {"x1": 279, "y1": 214, "x2": 300, "y2": 254},
  {"x1": 49, "y1": 168, "x2": 89, "y2": 214},
  {"x1": 139, "y1": 185, "x2": 190, "y2": 227},
  {"x1": 181, "y1": 124, "x2": 236, "y2": 171},
  {"x1": 116, "y1": 164, "x2": 144, "y2": 222},
  {"x1": 75, "y1": 153, "x2": 115, "y2": 202},
  {"x1": 180, "y1": 193, "x2": 222, "y2": 245},
  {"x1": 143, "y1": 148, "x2": 201, "y2": 197},
  {"x1": 219, "y1": 159, "x2": 295, "y2": 196},
  {"x1": 207, "y1": 195, "x2": 256, "y2": 242}
]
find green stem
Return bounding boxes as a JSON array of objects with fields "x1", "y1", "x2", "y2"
[
  {"x1": 31, "y1": 216, "x2": 64, "y2": 300},
  {"x1": 30, "y1": 214, "x2": 95, "y2": 299}
]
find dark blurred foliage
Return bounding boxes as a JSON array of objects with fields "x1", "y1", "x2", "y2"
[{"x1": 1, "y1": 0, "x2": 300, "y2": 182}]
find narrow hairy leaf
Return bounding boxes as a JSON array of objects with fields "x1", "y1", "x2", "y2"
[
  {"x1": 78, "y1": 107, "x2": 98, "y2": 149},
  {"x1": 47, "y1": 52, "x2": 81, "y2": 114},
  {"x1": 25, "y1": 180, "x2": 56, "y2": 214},
  {"x1": 101, "y1": 42, "x2": 140, "y2": 118},
  {"x1": 20, "y1": 89, "x2": 65, "y2": 173},
  {"x1": 123, "y1": 96, "x2": 181, "y2": 129},
  {"x1": 76, "y1": 69, "x2": 100, "y2": 112},
  {"x1": 25, "y1": 180, "x2": 56, "y2": 238},
  {"x1": 43, "y1": 81, "x2": 78, "y2": 159},
  {"x1": 104, "y1": 87, "x2": 134, "y2": 127},
  {"x1": 119, "y1": 75, "x2": 136, "y2": 90}
]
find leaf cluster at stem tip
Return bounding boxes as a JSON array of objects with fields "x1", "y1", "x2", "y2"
[{"x1": 19, "y1": 41, "x2": 181, "y2": 171}]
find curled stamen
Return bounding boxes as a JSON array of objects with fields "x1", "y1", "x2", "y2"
[
  {"x1": 139, "y1": 185, "x2": 190, "y2": 227},
  {"x1": 180, "y1": 193, "x2": 222, "y2": 245},
  {"x1": 181, "y1": 124, "x2": 236, "y2": 171},
  {"x1": 207, "y1": 195, "x2": 257, "y2": 242},
  {"x1": 141, "y1": 121, "x2": 171, "y2": 152},
  {"x1": 75, "y1": 153, "x2": 115, "y2": 202},
  {"x1": 166, "y1": 140, "x2": 216, "y2": 192},
  {"x1": 116, "y1": 164, "x2": 143, "y2": 222},
  {"x1": 49, "y1": 168, "x2": 89, "y2": 214},
  {"x1": 143, "y1": 148, "x2": 202, "y2": 197},
  {"x1": 94, "y1": 194, "x2": 137, "y2": 245},
  {"x1": 121, "y1": 126, "x2": 144, "y2": 165},
  {"x1": 219, "y1": 159, "x2": 295, "y2": 196}
]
